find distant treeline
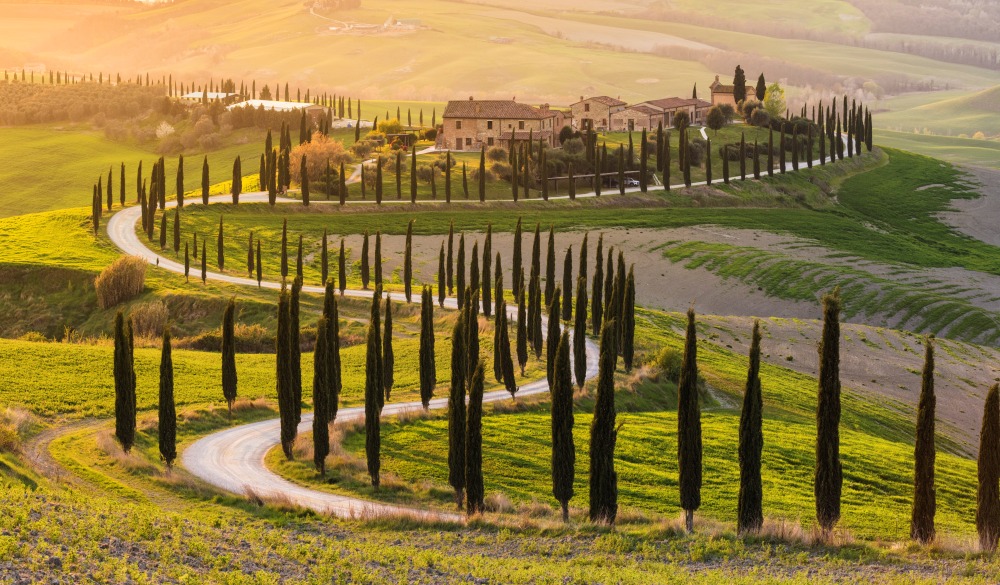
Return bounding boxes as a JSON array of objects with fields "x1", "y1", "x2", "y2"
[{"x1": 0, "y1": 81, "x2": 164, "y2": 126}]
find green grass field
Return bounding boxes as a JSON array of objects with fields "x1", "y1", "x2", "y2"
[{"x1": 0, "y1": 125, "x2": 269, "y2": 218}]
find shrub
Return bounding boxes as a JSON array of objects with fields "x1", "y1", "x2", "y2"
[
  {"x1": 486, "y1": 146, "x2": 508, "y2": 162},
  {"x1": 688, "y1": 138, "x2": 707, "y2": 167},
  {"x1": 750, "y1": 108, "x2": 770, "y2": 128},
  {"x1": 469, "y1": 167, "x2": 495, "y2": 184},
  {"x1": 377, "y1": 118, "x2": 403, "y2": 135},
  {"x1": 422, "y1": 128, "x2": 437, "y2": 140},
  {"x1": 95, "y1": 256, "x2": 147, "y2": 309},
  {"x1": 655, "y1": 347, "x2": 683, "y2": 383},
  {"x1": 130, "y1": 301, "x2": 168, "y2": 338},
  {"x1": 558, "y1": 125, "x2": 577, "y2": 145},
  {"x1": 291, "y1": 133, "x2": 353, "y2": 184},
  {"x1": 17, "y1": 332, "x2": 47, "y2": 343},
  {"x1": 489, "y1": 162, "x2": 511, "y2": 181}
]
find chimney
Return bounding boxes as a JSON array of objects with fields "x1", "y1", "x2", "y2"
[
  {"x1": 580, "y1": 95, "x2": 584, "y2": 102},
  {"x1": 468, "y1": 96, "x2": 474, "y2": 101}
]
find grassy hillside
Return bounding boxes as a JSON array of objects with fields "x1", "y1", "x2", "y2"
[
  {"x1": 879, "y1": 86, "x2": 1000, "y2": 138},
  {"x1": 0, "y1": 126, "x2": 268, "y2": 218}
]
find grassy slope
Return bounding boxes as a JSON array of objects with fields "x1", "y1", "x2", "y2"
[
  {"x1": 0, "y1": 126, "x2": 269, "y2": 218},
  {"x1": 875, "y1": 130, "x2": 1000, "y2": 169}
]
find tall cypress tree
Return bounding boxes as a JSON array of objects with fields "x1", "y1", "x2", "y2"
[
  {"x1": 478, "y1": 146, "x2": 486, "y2": 202},
  {"x1": 592, "y1": 235, "x2": 604, "y2": 336},
  {"x1": 419, "y1": 286, "x2": 436, "y2": 409},
  {"x1": 374, "y1": 231, "x2": 383, "y2": 290},
  {"x1": 231, "y1": 156, "x2": 242, "y2": 204},
  {"x1": 738, "y1": 320, "x2": 764, "y2": 535},
  {"x1": 579, "y1": 232, "x2": 589, "y2": 287},
  {"x1": 516, "y1": 285, "x2": 528, "y2": 376},
  {"x1": 201, "y1": 246, "x2": 207, "y2": 284},
  {"x1": 295, "y1": 235, "x2": 303, "y2": 279},
  {"x1": 172, "y1": 208, "x2": 180, "y2": 253},
  {"x1": 562, "y1": 247, "x2": 573, "y2": 322},
  {"x1": 621, "y1": 266, "x2": 635, "y2": 371},
  {"x1": 678, "y1": 308, "x2": 702, "y2": 532},
  {"x1": 448, "y1": 309, "x2": 468, "y2": 507},
  {"x1": 497, "y1": 300, "x2": 517, "y2": 398},
  {"x1": 176, "y1": 154, "x2": 184, "y2": 208},
  {"x1": 438, "y1": 243, "x2": 446, "y2": 308},
  {"x1": 465, "y1": 288, "x2": 480, "y2": 381},
  {"x1": 158, "y1": 327, "x2": 177, "y2": 469},
  {"x1": 465, "y1": 362, "x2": 485, "y2": 515},
  {"x1": 383, "y1": 296, "x2": 394, "y2": 401},
  {"x1": 113, "y1": 311, "x2": 136, "y2": 453},
  {"x1": 324, "y1": 280, "x2": 342, "y2": 423},
  {"x1": 277, "y1": 286, "x2": 296, "y2": 459},
  {"x1": 545, "y1": 226, "x2": 556, "y2": 306},
  {"x1": 470, "y1": 242, "x2": 480, "y2": 310},
  {"x1": 513, "y1": 218, "x2": 523, "y2": 297},
  {"x1": 815, "y1": 289, "x2": 843, "y2": 537},
  {"x1": 447, "y1": 221, "x2": 455, "y2": 295},
  {"x1": 222, "y1": 298, "x2": 238, "y2": 415},
  {"x1": 911, "y1": 336, "x2": 936, "y2": 544},
  {"x1": 589, "y1": 319, "x2": 618, "y2": 524},
  {"x1": 364, "y1": 295, "x2": 382, "y2": 488},
  {"x1": 361, "y1": 230, "x2": 370, "y2": 289},
  {"x1": 280, "y1": 219, "x2": 288, "y2": 280},
  {"x1": 639, "y1": 128, "x2": 648, "y2": 192},
  {"x1": 456, "y1": 233, "x2": 466, "y2": 308},
  {"x1": 977, "y1": 383, "x2": 1000, "y2": 552},
  {"x1": 301, "y1": 155, "x2": 310, "y2": 206},
  {"x1": 321, "y1": 230, "x2": 329, "y2": 286},
  {"x1": 313, "y1": 316, "x2": 330, "y2": 475},
  {"x1": 290, "y1": 278, "x2": 303, "y2": 425},
  {"x1": 552, "y1": 330, "x2": 575, "y2": 522},
  {"x1": 546, "y1": 288, "x2": 562, "y2": 388},
  {"x1": 482, "y1": 224, "x2": 492, "y2": 318},
  {"x1": 404, "y1": 220, "x2": 413, "y2": 302},
  {"x1": 410, "y1": 147, "x2": 418, "y2": 203},
  {"x1": 574, "y1": 276, "x2": 588, "y2": 389},
  {"x1": 247, "y1": 232, "x2": 255, "y2": 278}
]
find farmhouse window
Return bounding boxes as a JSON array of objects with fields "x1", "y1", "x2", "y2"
[
  {"x1": 456, "y1": 120, "x2": 462, "y2": 130},
  {"x1": 518, "y1": 121, "x2": 525, "y2": 130},
  {"x1": 584, "y1": 104, "x2": 590, "y2": 112},
  {"x1": 466, "y1": 138, "x2": 472, "y2": 146},
  {"x1": 487, "y1": 120, "x2": 493, "y2": 129},
  {"x1": 487, "y1": 137, "x2": 494, "y2": 146}
]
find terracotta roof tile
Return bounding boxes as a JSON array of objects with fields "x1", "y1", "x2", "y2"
[{"x1": 442, "y1": 100, "x2": 546, "y2": 120}]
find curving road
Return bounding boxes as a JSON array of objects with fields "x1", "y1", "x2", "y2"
[
  {"x1": 107, "y1": 192, "x2": 599, "y2": 521},
  {"x1": 105, "y1": 139, "x2": 848, "y2": 520}
]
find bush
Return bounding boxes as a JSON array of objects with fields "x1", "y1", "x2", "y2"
[
  {"x1": 655, "y1": 347, "x2": 683, "y2": 383},
  {"x1": 95, "y1": 256, "x2": 147, "y2": 309},
  {"x1": 486, "y1": 146, "x2": 508, "y2": 162},
  {"x1": 422, "y1": 128, "x2": 437, "y2": 140},
  {"x1": 750, "y1": 108, "x2": 770, "y2": 128},
  {"x1": 558, "y1": 125, "x2": 577, "y2": 145},
  {"x1": 292, "y1": 132, "x2": 354, "y2": 184},
  {"x1": 688, "y1": 138, "x2": 707, "y2": 167},
  {"x1": 469, "y1": 167, "x2": 495, "y2": 183},
  {"x1": 489, "y1": 162, "x2": 511, "y2": 181},
  {"x1": 130, "y1": 301, "x2": 168, "y2": 338}
]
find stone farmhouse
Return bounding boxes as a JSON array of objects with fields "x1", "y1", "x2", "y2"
[
  {"x1": 631, "y1": 97, "x2": 712, "y2": 130},
  {"x1": 708, "y1": 75, "x2": 756, "y2": 109},
  {"x1": 570, "y1": 96, "x2": 627, "y2": 131},
  {"x1": 436, "y1": 98, "x2": 569, "y2": 151}
]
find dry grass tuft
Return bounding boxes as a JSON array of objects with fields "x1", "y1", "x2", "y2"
[{"x1": 95, "y1": 255, "x2": 146, "y2": 309}]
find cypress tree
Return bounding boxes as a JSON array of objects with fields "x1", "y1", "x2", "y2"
[
  {"x1": 494, "y1": 253, "x2": 504, "y2": 323},
  {"x1": 573, "y1": 275, "x2": 588, "y2": 389},
  {"x1": 396, "y1": 152, "x2": 402, "y2": 200},
  {"x1": 120, "y1": 162, "x2": 126, "y2": 207},
  {"x1": 512, "y1": 218, "x2": 523, "y2": 297},
  {"x1": 639, "y1": 129, "x2": 649, "y2": 192},
  {"x1": 664, "y1": 131, "x2": 672, "y2": 190},
  {"x1": 294, "y1": 235, "x2": 303, "y2": 279},
  {"x1": 678, "y1": 307, "x2": 702, "y2": 532},
  {"x1": 767, "y1": 129, "x2": 775, "y2": 176},
  {"x1": 338, "y1": 238, "x2": 347, "y2": 295},
  {"x1": 448, "y1": 309, "x2": 468, "y2": 507},
  {"x1": 738, "y1": 320, "x2": 764, "y2": 535},
  {"x1": 655, "y1": 121, "x2": 664, "y2": 173},
  {"x1": 217, "y1": 217, "x2": 225, "y2": 270},
  {"x1": 621, "y1": 266, "x2": 635, "y2": 371},
  {"x1": 291, "y1": 278, "x2": 303, "y2": 425},
  {"x1": 753, "y1": 140, "x2": 761, "y2": 179},
  {"x1": 322, "y1": 280, "x2": 341, "y2": 423},
  {"x1": 478, "y1": 147, "x2": 486, "y2": 202},
  {"x1": 456, "y1": 233, "x2": 466, "y2": 308},
  {"x1": 739, "y1": 133, "x2": 747, "y2": 180},
  {"x1": 201, "y1": 246, "x2": 207, "y2": 284},
  {"x1": 364, "y1": 296, "x2": 382, "y2": 488},
  {"x1": 339, "y1": 161, "x2": 347, "y2": 205},
  {"x1": 516, "y1": 285, "x2": 528, "y2": 376},
  {"x1": 159, "y1": 210, "x2": 167, "y2": 249},
  {"x1": 158, "y1": 327, "x2": 177, "y2": 469},
  {"x1": 589, "y1": 319, "x2": 618, "y2": 524},
  {"x1": 815, "y1": 289, "x2": 843, "y2": 537},
  {"x1": 280, "y1": 219, "x2": 289, "y2": 280},
  {"x1": 438, "y1": 243, "x2": 446, "y2": 307},
  {"x1": 791, "y1": 126, "x2": 799, "y2": 171},
  {"x1": 562, "y1": 247, "x2": 573, "y2": 321},
  {"x1": 977, "y1": 384, "x2": 1000, "y2": 552},
  {"x1": 547, "y1": 288, "x2": 562, "y2": 388},
  {"x1": 410, "y1": 147, "x2": 418, "y2": 203},
  {"x1": 592, "y1": 235, "x2": 604, "y2": 336},
  {"x1": 579, "y1": 232, "x2": 589, "y2": 287},
  {"x1": 247, "y1": 232, "x2": 255, "y2": 278},
  {"x1": 184, "y1": 243, "x2": 190, "y2": 281},
  {"x1": 222, "y1": 298, "x2": 238, "y2": 416},
  {"x1": 172, "y1": 208, "x2": 180, "y2": 253},
  {"x1": 176, "y1": 154, "x2": 185, "y2": 208},
  {"x1": 419, "y1": 286, "x2": 436, "y2": 409},
  {"x1": 301, "y1": 155, "x2": 310, "y2": 206},
  {"x1": 444, "y1": 152, "x2": 451, "y2": 204},
  {"x1": 482, "y1": 224, "x2": 492, "y2": 318},
  {"x1": 779, "y1": 127, "x2": 786, "y2": 174},
  {"x1": 113, "y1": 311, "x2": 136, "y2": 453},
  {"x1": 383, "y1": 296, "x2": 394, "y2": 401},
  {"x1": 470, "y1": 241, "x2": 480, "y2": 309},
  {"x1": 404, "y1": 220, "x2": 414, "y2": 303},
  {"x1": 465, "y1": 362, "x2": 485, "y2": 515},
  {"x1": 465, "y1": 288, "x2": 480, "y2": 381},
  {"x1": 277, "y1": 287, "x2": 296, "y2": 459},
  {"x1": 911, "y1": 336, "x2": 936, "y2": 544},
  {"x1": 544, "y1": 226, "x2": 554, "y2": 307},
  {"x1": 231, "y1": 156, "x2": 242, "y2": 204},
  {"x1": 361, "y1": 230, "x2": 370, "y2": 289},
  {"x1": 375, "y1": 157, "x2": 383, "y2": 205},
  {"x1": 551, "y1": 330, "x2": 575, "y2": 522},
  {"x1": 313, "y1": 316, "x2": 330, "y2": 475},
  {"x1": 256, "y1": 240, "x2": 262, "y2": 286},
  {"x1": 447, "y1": 221, "x2": 455, "y2": 294},
  {"x1": 567, "y1": 163, "x2": 574, "y2": 200}
]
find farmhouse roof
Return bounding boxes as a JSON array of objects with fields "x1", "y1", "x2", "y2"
[
  {"x1": 618, "y1": 105, "x2": 661, "y2": 116},
  {"x1": 637, "y1": 97, "x2": 710, "y2": 111},
  {"x1": 442, "y1": 99, "x2": 547, "y2": 119},
  {"x1": 571, "y1": 95, "x2": 627, "y2": 107},
  {"x1": 226, "y1": 99, "x2": 324, "y2": 112}
]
